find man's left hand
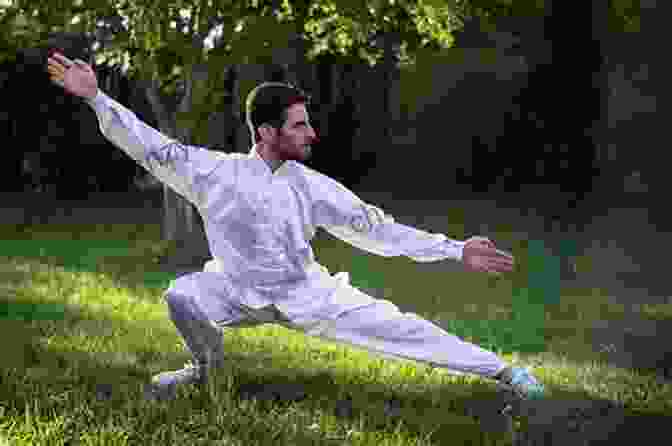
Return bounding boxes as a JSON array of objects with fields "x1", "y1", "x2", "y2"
[{"x1": 462, "y1": 236, "x2": 515, "y2": 276}]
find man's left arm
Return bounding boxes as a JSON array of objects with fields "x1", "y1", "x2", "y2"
[
  {"x1": 325, "y1": 201, "x2": 467, "y2": 262},
  {"x1": 310, "y1": 171, "x2": 514, "y2": 274},
  {"x1": 311, "y1": 172, "x2": 466, "y2": 262}
]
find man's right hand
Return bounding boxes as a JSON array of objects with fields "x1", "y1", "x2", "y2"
[{"x1": 46, "y1": 52, "x2": 99, "y2": 100}]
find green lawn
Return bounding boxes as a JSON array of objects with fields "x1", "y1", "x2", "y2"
[{"x1": 1, "y1": 221, "x2": 671, "y2": 445}]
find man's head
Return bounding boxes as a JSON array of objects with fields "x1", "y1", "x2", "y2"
[{"x1": 245, "y1": 82, "x2": 318, "y2": 167}]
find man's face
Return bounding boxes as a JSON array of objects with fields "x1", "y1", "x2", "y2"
[{"x1": 269, "y1": 102, "x2": 318, "y2": 163}]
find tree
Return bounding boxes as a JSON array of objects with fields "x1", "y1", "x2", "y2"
[
  {"x1": 2, "y1": 0, "x2": 469, "y2": 264},
  {"x1": 2, "y1": 0, "x2": 642, "y2": 224},
  {"x1": 452, "y1": 0, "x2": 644, "y2": 278}
]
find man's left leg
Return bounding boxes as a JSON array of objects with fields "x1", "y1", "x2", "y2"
[{"x1": 291, "y1": 284, "x2": 544, "y2": 400}]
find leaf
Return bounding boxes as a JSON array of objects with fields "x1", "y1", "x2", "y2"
[{"x1": 332, "y1": 0, "x2": 370, "y2": 18}]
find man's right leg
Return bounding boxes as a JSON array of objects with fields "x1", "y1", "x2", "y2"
[
  {"x1": 150, "y1": 292, "x2": 225, "y2": 390},
  {"x1": 147, "y1": 272, "x2": 257, "y2": 400}
]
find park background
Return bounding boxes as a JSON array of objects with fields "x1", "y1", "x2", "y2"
[
  {"x1": 1, "y1": 1, "x2": 671, "y2": 444},
  {"x1": 2, "y1": 0, "x2": 665, "y2": 307}
]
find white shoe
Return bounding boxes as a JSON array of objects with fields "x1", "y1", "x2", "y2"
[
  {"x1": 146, "y1": 363, "x2": 204, "y2": 401},
  {"x1": 147, "y1": 316, "x2": 226, "y2": 400}
]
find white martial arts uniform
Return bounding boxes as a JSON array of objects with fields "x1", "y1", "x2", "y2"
[{"x1": 85, "y1": 89, "x2": 507, "y2": 378}]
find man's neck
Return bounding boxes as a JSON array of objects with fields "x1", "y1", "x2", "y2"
[
  {"x1": 265, "y1": 157, "x2": 283, "y2": 173},
  {"x1": 257, "y1": 144, "x2": 284, "y2": 172}
]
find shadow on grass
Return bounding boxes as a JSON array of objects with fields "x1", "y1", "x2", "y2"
[
  {"x1": 157, "y1": 349, "x2": 672, "y2": 445},
  {"x1": 0, "y1": 301, "x2": 509, "y2": 443}
]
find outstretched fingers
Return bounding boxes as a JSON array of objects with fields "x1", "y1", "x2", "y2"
[
  {"x1": 488, "y1": 259, "x2": 514, "y2": 273},
  {"x1": 50, "y1": 52, "x2": 74, "y2": 67},
  {"x1": 480, "y1": 250, "x2": 515, "y2": 274},
  {"x1": 47, "y1": 53, "x2": 78, "y2": 77}
]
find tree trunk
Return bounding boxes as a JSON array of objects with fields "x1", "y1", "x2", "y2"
[
  {"x1": 589, "y1": 0, "x2": 611, "y2": 200},
  {"x1": 0, "y1": 66, "x2": 23, "y2": 192},
  {"x1": 142, "y1": 65, "x2": 209, "y2": 264},
  {"x1": 520, "y1": 0, "x2": 606, "y2": 277},
  {"x1": 223, "y1": 65, "x2": 238, "y2": 152}
]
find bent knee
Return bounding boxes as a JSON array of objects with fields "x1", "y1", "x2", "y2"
[
  {"x1": 164, "y1": 290, "x2": 188, "y2": 309},
  {"x1": 165, "y1": 273, "x2": 202, "y2": 303}
]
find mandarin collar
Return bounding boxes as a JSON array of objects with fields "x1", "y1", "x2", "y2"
[{"x1": 248, "y1": 145, "x2": 294, "y2": 177}]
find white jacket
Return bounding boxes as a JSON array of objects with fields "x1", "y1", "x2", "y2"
[{"x1": 85, "y1": 89, "x2": 465, "y2": 321}]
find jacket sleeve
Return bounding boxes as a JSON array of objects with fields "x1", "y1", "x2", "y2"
[
  {"x1": 85, "y1": 89, "x2": 231, "y2": 208},
  {"x1": 308, "y1": 169, "x2": 466, "y2": 262}
]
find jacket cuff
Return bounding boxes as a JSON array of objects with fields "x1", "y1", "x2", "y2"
[{"x1": 447, "y1": 239, "x2": 466, "y2": 262}]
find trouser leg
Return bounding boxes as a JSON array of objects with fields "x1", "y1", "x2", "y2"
[
  {"x1": 163, "y1": 272, "x2": 279, "y2": 370},
  {"x1": 297, "y1": 285, "x2": 508, "y2": 379},
  {"x1": 164, "y1": 291, "x2": 226, "y2": 369},
  {"x1": 163, "y1": 271, "x2": 244, "y2": 371}
]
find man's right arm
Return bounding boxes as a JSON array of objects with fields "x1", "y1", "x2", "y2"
[{"x1": 84, "y1": 88, "x2": 230, "y2": 208}]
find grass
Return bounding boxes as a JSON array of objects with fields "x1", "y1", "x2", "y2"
[{"x1": 1, "y1": 220, "x2": 672, "y2": 445}]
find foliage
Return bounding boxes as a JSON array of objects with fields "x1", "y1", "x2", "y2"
[
  {"x1": 608, "y1": 0, "x2": 642, "y2": 33},
  {"x1": 0, "y1": 0, "x2": 467, "y2": 128},
  {"x1": 0, "y1": 0, "x2": 646, "y2": 154},
  {"x1": 447, "y1": 0, "x2": 642, "y2": 34},
  {"x1": 302, "y1": 0, "x2": 463, "y2": 66}
]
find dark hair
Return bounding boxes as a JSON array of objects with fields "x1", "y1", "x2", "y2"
[{"x1": 245, "y1": 82, "x2": 311, "y2": 143}]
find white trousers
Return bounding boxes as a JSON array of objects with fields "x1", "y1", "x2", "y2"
[{"x1": 163, "y1": 271, "x2": 507, "y2": 379}]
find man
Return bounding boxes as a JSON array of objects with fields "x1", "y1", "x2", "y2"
[{"x1": 46, "y1": 52, "x2": 544, "y2": 403}]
